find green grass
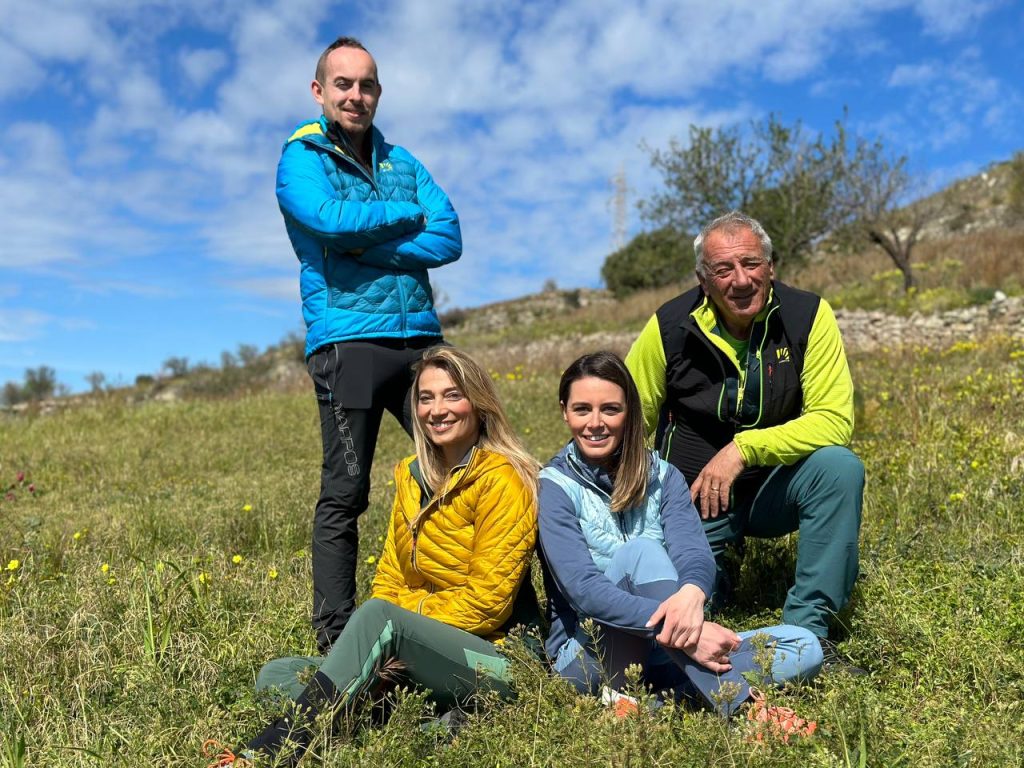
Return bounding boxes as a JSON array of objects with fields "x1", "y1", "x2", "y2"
[{"x1": 2, "y1": 335, "x2": 1024, "y2": 766}]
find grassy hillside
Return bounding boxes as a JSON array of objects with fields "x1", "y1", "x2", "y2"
[{"x1": 2, "y1": 311, "x2": 1023, "y2": 765}]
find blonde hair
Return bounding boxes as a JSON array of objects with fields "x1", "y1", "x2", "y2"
[
  {"x1": 411, "y1": 346, "x2": 539, "y2": 500},
  {"x1": 558, "y1": 351, "x2": 650, "y2": 514}
]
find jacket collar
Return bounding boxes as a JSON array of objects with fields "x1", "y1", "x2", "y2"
[
  {"x1": 408, "y1": 445, "x2": 480, "y2": 530},
  {"x1": 550, "y1": 441, "x2": 659, "y2": 500}
]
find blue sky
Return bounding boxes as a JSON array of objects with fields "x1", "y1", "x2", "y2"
[{"x1": 1, "y1": 0, "x2": 1021, "y2": 392}]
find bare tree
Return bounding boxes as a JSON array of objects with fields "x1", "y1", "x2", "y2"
[
  {"x1": 85, "y1": 371, "x2": 107, "y2": 394},
  {"x1": 838, "y1": 136, "x2": 947, "y2": 291}
]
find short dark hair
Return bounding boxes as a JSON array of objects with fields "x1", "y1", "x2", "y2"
[
  {"x1": 315, "y1": 36, "x2": 370, "y2": 83},
  {"x1": 558, "y1": 351, "x2": 650, "y2": 513}
]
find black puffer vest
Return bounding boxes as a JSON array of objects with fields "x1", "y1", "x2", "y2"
[{"x1": 656, "y1": 281, "x2": 819, "y2": 504}]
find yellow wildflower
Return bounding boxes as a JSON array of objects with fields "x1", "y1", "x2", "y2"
[
  {"x1": 268, "y1": 568, "x2": 279, "y2": 580},
  {"x1": 242, "y1": 503, "x2": 253, "y2": 512},
  {"x1": 232, "y1": 554, "x2": 244, "y2": 565},
  {"x1": 365, "y1": 555, "x2": 377, "y2": 565},
  {"x1": 100, "y1": 563, "x2": 110, "y2": 574},
  {"x1": 6, "y1": 559, "x2": 20, "y2": 572}
]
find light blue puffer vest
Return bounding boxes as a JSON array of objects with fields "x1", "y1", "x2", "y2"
[{"x1": 540, "y1": 446, "x2": 671, "y2": 573}]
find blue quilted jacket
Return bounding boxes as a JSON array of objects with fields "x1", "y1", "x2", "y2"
[{"x1": 276, "y1": 117, "x2": 462, "y2": 358}]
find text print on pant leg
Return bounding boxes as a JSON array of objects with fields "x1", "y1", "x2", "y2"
[{"x1": 331, "y1": 402, "x2": 361, "y2": 477}]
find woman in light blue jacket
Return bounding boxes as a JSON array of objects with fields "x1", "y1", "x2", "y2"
[{"x1": 538, "y1": 351, "x2": 823, "y2": 715}]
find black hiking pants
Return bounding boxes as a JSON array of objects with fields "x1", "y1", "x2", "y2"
[{"x1": 307, "y1": 338, "x2": 439, "y2": 653}]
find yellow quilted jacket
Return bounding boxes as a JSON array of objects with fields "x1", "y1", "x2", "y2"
[{"x1": 370, "y1": 447, "x2": 537, "y2": 641}]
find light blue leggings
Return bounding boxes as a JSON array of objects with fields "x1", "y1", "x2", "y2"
[{"x1": 553, "y1": 538, "x2": 823, "y2": 697}]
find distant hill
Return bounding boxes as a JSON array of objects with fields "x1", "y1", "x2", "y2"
[{"x1": 914, "y1": 156, "x2": 1022, "y2": 239}]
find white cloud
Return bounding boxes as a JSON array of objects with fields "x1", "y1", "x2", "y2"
[
  {"x1": 912, "y1": 0, "x2": 998, "y2": 38},
  {"x1": 0, "y1": 121, "x2": 162, "y2": 269},
  {"x1": 888, "y1": 63, "x2": 937, "y2": 87},
  {"x1": 0, "y1": 39, "x2": 44, "y2": 100},
  {"x1": 179, "y1": 48, "x2": 229, "y2": 90},
  {"x1": 0, "y1": 309, "x2": 52, "y2": 342},
  {"x1": 227, "y1": 276, "x2": 298, "y2": 301}
]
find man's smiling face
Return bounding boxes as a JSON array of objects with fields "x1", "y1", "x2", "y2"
[
  {"x1": 697, "y1": 226, "x2": 774, "y2": 339},
  {"x1": 312, "y1": 46, "x2": 381, "y2": 142}
]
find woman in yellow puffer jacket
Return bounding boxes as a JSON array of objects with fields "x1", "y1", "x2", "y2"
[{"x1": 212, "y1": 347, "x2": 539, "y2": 766}]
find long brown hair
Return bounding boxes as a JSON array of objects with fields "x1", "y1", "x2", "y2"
[
  {"x1": 411, "y1": 346, "x2": 539, "y2": 499},
  {"x1": 558, "y1": 351, "x2": 650, "y2": 514}
]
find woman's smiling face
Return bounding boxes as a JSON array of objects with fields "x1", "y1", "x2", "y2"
[
  {"x1": 416, "y1": 365, "x2": 480, "y2": 465},
  {"x1": 562, "y1": 376, "x2": 627, "y2": 469}
]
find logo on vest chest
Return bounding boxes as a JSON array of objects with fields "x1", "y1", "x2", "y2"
[
  {"x1": 378, "y1": 160, "x2": 393, "y2": 172},
  {"x1": 774, "y1": 347, "x2": 791, "y2": 364}
]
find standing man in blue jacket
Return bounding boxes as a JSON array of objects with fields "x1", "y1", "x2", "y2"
[{"x1": 276, "y1": 36, "x2": 462, "y2": 652}]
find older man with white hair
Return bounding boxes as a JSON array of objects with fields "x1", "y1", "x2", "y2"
[{"x1": 626, "y1": 211, "x2": 864, "y2": 672}]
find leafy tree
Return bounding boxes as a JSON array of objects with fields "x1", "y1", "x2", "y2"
[
  {"x1": 3, "y1": 367, "x2": 61, "y2": 404},
  {"x1": 236, "y1": 343, "x2": 260, "y2": 365},
  {"x1": 642, "y1": 114, "x2": 942, "y2": 291},
  {"x1": 23, "y1": 366, "x2": 57, "y2": 401},
  {"x1": 162, "y1": 357, "x2": 190, "y2": 378},
  {"x1": 640, "y1": 115, "x2": 845, "y2": 271},
  {"x1": 2, "y1": 381, "x2": 24, "y2": 406},
  {"x1": 601, "y1": 227, "x2": 692, "y2": 298}
]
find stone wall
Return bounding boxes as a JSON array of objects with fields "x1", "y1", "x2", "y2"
[
  {"x1": 474, "y1": 293, "x2": 1024, "y2": 373},
  {"x1": 834, "y1": 293, "x2": 1024, "y2": 352}
]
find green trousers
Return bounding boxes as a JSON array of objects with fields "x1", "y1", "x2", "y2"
[
  {"x1": 702, "y1": 445, "x2": 864, "y2": 638},
  {"x1": 257, "y1": 598, "x2": 511, "y2": 710}
]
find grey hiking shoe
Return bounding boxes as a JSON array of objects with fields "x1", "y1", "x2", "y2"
[{"x1": 821, "y1": 639, "x2": 868, "y2": 676}]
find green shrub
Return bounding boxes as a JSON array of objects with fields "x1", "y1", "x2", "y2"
[{"x1": 601, "y1": 227, "x2": 692, "y2": 298}]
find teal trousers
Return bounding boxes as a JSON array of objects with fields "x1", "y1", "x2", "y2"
[
  {"x1": 702, "y1": 446, "x2": 864, "y2": 638},
  {"x1": 257, "y1": 598, "x2": 511, "y2": 710}
]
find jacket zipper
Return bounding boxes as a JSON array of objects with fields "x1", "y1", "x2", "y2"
[
  {"x1": 310, "y1": 133, "x2": 411, "y2": 332},
  {"x1": 312, "y1": 131, "x2": 379, "y2": 193},
  {"x1": 408, "y1": 449, "x2": 477, "y2": 577},
  {"x1": 745, "y1": 303, "x2": 778, "y2": 428},
  {"x1": 566, "y1": 453, "x2": 629, "y2": 541}
]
